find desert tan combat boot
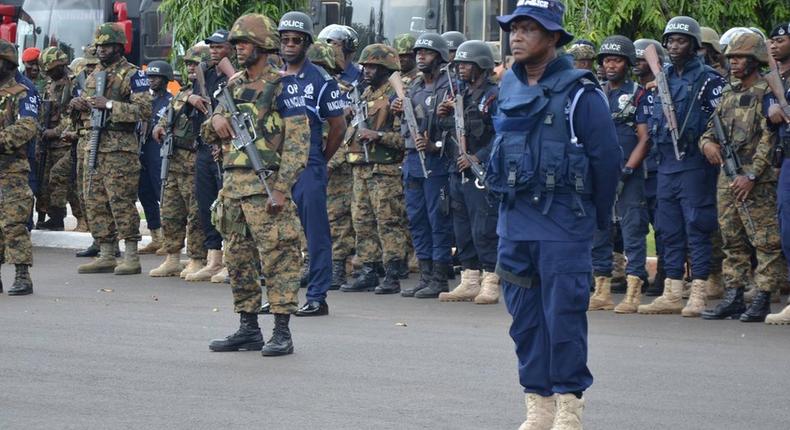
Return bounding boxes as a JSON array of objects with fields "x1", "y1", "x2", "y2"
[
  {"x1": 705, "y1": 272, "x2": 724, "y2": 299},
  {"x1": 518, "y1": 393, "x2": 555, "y2": 430},
  {"x1": 185, "y1": 249, "x2": 223, "y2": 282},
  {"x1": 765, "y1": 304, "x2": 790, "y2": 325},
  {"x1": 681, "y1": 279, "x2": 707, "y2": 317},
  {"x1": 149, "y1": 254, "x2": 184, "y2": 277},
  {"x1": 614, "y1": 275, "x2": 643, "y2": 314},
  {"x1": 638, "y1": 278, "x2": 684, "y2": 314},
  {"x1": 180, "y1": 258, "x2": 204, "y2": 279},
  {"x1": 138, "y1": 228, "x2": 163, "y2": 254},
  {"x1": 438, "y1": 269, "x2": 480, "y2": 301},
  {"x1": 475, "y1": 271, "x2": 501, "y2": 304},
  {"x1": 211, "y1": 267, "x2": 229, "y2": 283},
  {"x1": 588, "y1": 276, "x2": 614, "y2": 310},
  {"x1": 114, "y1": 240, "x2": 141, "y2": 275},
  {"x1": 77, "y1": 242, "x2": 117, "y2": 274},
  {"x1": 552, "y1": 394, "x2": 583, "y2": 430}
]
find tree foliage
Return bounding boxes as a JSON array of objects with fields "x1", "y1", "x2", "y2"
[{"x1": 563, "y1": 0, "x2": 790, "y2": 44}]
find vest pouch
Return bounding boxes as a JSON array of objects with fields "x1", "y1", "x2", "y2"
[
  {"x1": 561, "y1": 141, "x2": 591, "y2": 197},
  {"x1": 485, "y1": 130, "x2": 535, "y2": 197}
]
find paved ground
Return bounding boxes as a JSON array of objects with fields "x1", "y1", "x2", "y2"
[{"x1": 1, "y1": 248, "x2": 789, "y2": 430}]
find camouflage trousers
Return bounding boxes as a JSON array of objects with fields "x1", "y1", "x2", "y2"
[
  {"x1": 83, "y1": 151, "x2": 141, "y2": 243},
  {"x1": 327, "y1": 163, "x2": 355, "y2": 261},
  {"x1": 718, "y1": 183, "x2": 786, "y2": 292},
  {"x1": 0, "y1": 173, "x2": 34, "y2": 265},
  {"x1": 351, "y1": 165, "x2": 407, "y2": 264},
  {"x1": 161, "y1": 152, "x2": 205, "y2": 259},
  {"x1": 216, "y1": 194, "x2": 301, "y2": 315},
  {"x1": 48, "y1": 145, "x2": 82, "y2": 218}
]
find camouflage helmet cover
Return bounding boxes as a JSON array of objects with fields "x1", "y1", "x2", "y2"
[
  {"x1": 393, "y1": 33, "x2": 417, "y2": 55},
  {"x1": 39, "y1": 46, "x2": 69, "y2": 71},
  {"x1": 700, "y1": 26, "x2": 722, "y2": 54},
  {"x1": 83, "y1": 44, "x2": 99, "y2": 64},
  {"x1": 70, "y1": 57, "x2": 87, "y2": 74},
  {"x1": 94, "y1": 22, "x2": 127, "y2": 45},
  {"x1": 307, "y1": 41, "x2": 339, "y2": 72},
  {"x1": 229, "y1": 13, "x2": 280, "y2": 51},
  {"x1": 725, "y1": 32, "x2": 769, "y2": 65},
  {"x1": 567, "y1": 43, "x2": 595, "y2": 61},
  {"x1": 183, "y1": 45, "x2": 210, "y2": 63},
  {"x1": 359, "y1": 43, "x2": 401, "y2": 71},
  {"x1": 0, "y1": 39, "x2": 17, "y2": 66}
]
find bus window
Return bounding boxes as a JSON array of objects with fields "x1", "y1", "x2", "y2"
[
  {"x1": 486, "y1": 0, "x2": 501, "y2": 41},
  {"x1": 464, "y1": 0, "x2": 484, "y2": 40}
]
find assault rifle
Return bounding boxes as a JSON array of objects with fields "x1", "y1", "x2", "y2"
[
  {"x1": 388, "y1": 71, "x2": 430, "y2": 177},
  {"x1": 159, "y1": 106, "x2": 175, "y2": 200},
  {"x1": 86, "y1": 71, "x2": 108, "y2": 196},
  {"x1": 446, "y1": 67, "x2": 484, "y2": 189},
  {"x1": 344, "y1": 84, "x2": 370, "y2": 162},
  {"x1": 645, "y1": 44, "x2": 683, "y2": 160},
  {"x1": 35, "y1": 99, "x2": 53, "y2": 191},
  {"x1": 214, "y1": 84, "x2": 276, "y2": 205},
  {"x1": 195, "y1": 62, "x2": 213, "y2": 117},
  {"x1": 711, "y1": 113, "x2": 755, "y2": 233}
]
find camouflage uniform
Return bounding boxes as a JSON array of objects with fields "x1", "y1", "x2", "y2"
[
  {"x1": 39, "y1": 47, "x2": 82, "y2": 226},
  {"x1": 0, "y1": 43, "x2": 39, "y2": 269},
  {"x1": 349, "y1": 45, "x2": 408, "y2": 268},
  {"x1": 699, "y1": 74, "x2": 785, "y2": 295},
  {"x1": 71, "y1": 53, "x2": 101, "y2": 227},
  {"x1": 202, "y1": 15, "x2": 310, "y2": 316},
  {"x1": 393, "y1": 34, "x2": 419, "y2": 87}
]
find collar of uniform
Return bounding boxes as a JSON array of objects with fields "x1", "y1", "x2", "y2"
[
  {"x1": 363, "y1": 80, "x2": 391, "y2": 101},
  {"x1": 291, "y1": 58, "x2": 315, "y2": 79},
  {"x1": 511, "y1": 52, "x2": 573, "y2": 85},
  {"x1": 666, "y1": 56, "x2": 703, "y2": 78},
  {"x1": 97, "y1": 56, "x2": 127, "y2": 73}
]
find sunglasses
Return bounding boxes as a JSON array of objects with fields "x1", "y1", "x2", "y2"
[{"x1": 281, "y1": 36, "x2": 305, "y2": 46}]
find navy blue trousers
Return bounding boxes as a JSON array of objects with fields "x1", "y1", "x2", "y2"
[
  {"x1": 449, "y1": 173, "x2": 498, "y2": 271},
  {"x1": 293, "y1": 163, "x2": 333, "y2": 303},
  {"x1": 404, "y1": 174, "x2": 452, "y2": 264},
  {"x1": 194, "y1": 145, "x2": 223, "y2": 250},
  {"x1": 779, "y1": 158, "x2": 790, "y2": 276},
  {"x1": 138, "y1": 140, "x2": 162, "y2": 230}
]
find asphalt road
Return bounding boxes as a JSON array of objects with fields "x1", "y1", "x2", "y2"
[{"x1": 1, "y1": 248, "x2": 789, "y2": 430}]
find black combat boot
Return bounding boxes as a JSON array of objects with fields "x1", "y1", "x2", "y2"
[
  {"x1": 7, "y1": 264, "x2": 33, "y2": 296},
  {"x1": 35, "y1": 211, "x2": 47, "y2": 229},
  {"x1": 208, "y1": 312, "x2": 264, "y2": 351},
  {"x1": 341, "y1": 263, "x2": 379, "y2": 292},
  {"x1": 39, "y1": 207, "x2": 66, "y2": 231},
  {"x1": 702, "y1": 287, "x2": 745, "y2": 320},
  {"x1": 375, "y1": 259, "x2": 402, "y2": 295},
  {"x1": 261, "y1": 314, "x2": 294, "y2": 356},
  {"x1": 740, "y1": 290, "x2": 772, "y2": 323},
  {"x1": 299, "y1": 256, "x2": 310, "y2": 288},
  {"x1": 76, "y1": 241, "x2": 100, "y2": 257},
  {"x1": 0, "y1": 265, "x2": 3, "y2": 293},
  {"x1": 402, "y1": 260, "x2": 432, "y2": 297},
  {"x1": 645, "y1": 262, "x2": 665, "y2": 297},
  {"x1": 375, "y1": 261, "x2": 386, "y2": 278},
  {"x1": 415, "y1": 262, "x2": 451, "y2": 298},
  {"x1": 396, "y1": 256, "x2": 410, "y2": 280},
  {"x1": 329, "y1": 260, "x2": 346, "y2": 290}
]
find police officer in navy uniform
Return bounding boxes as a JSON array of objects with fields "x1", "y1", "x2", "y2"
[
  {"x1": 588, "y1": 36, "x2": 651, "y2": 314},
  {"x1": 638, "y1": 16, "x2": 724, "y2": 317},
  {"x1": 279, "y1": 12, "x2": 347, "y2": 317},
  {"x1": 489, "y1": 1, "x2": 618, "y2": 427},
  {"x1": 391, "y1": 33, "x2": 454, "y2": 299},
  {"x1": 136, "y1": 61, "x2": 173, "y2": 255}
]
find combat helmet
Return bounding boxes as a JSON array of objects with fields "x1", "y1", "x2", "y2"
[
  {"x1": 0, "y1": 39, "x2": 17, "y2": 66},
  {"x1": 229, "y1": 14, "x2": 279, "y2": 51},
  {"x1": 146, "y1": 60, "x2": 173, "y2": 80},
  {"x1": 358, "y1": 43, "x2": 401, "y2": 71},
  {"x1": 183, "y1": 45, "x2": 210, "y2": 63},
  {"x1": 719, "y1": 27, "x2": 753, "y2": 47},
  {"x1": 441, "y1": 31, "x2": 467, "y2": 51},
  {"x1": 278, "y1": 11, "x2": 314, "y2": 43},
  {"x1": 725, "y1": 32, "x2": 769, "y2": 65},
  {"x1": 453, "y1": 40, "x2": 494, "y2": 70},
  {"x1": 634, "y1": 38, "x2": 666, "y2": 63},
  {"x1": 393, "y1": 33, "x2": 416, "y2": 55},
  {"x1": 307, "y1": 41, "x2": 340, "y2": 72},
  {"x1": 94, "y1": 22, "x2": 127, "y2": 46},
  {"x1": 663, "y1": 16, "x2": 702, "y2": 48},
  {"x1": 597, "y1": 35, "x2": 636, "y2": 66},
  {"x1": 39, "y1": 47, "x2": 69, "y2": 72},
  {"x1": 317, "y1": 24, "x2": 359, "y2": 53},
  {"x1": 413, "y1": 32, "x2": 449, "y2": 62},
  {"x1": 700, "y1": 27, "x2": 722, "y2": 54},
  {"x1": 567, "y1": 43, "x2": 595, "y2": 61}
]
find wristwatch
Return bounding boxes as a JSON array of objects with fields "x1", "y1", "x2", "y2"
[
  {"x1": 376, "y1": 131, "x2": 384, "y2": 139},
  {"x1": 745, "y1": 172, "x2": 756, "y2": 182},
  {"x1": 105, "y1": 100, "x2": 113, "y2": 110}
]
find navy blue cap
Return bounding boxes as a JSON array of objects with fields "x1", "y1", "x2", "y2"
[
  {"x1": 497, "y1": 0, "x2": 573, "y2": 47},
  {"x1": 771, "y1": 22, "x2": 790, "y2": 38},
  {"x1": 205, "y1": 29, "x2": 230, "y2": 44}
]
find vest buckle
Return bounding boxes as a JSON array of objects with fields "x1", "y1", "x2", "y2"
[
  {"x1": 574, "y1": 174, "x2": 584, "y2": 193},
  {"x1": 507, "y1": 161, "x2": 517, "y2": 187},
  {"x1": 545, "y1": 170, "x2": 555, "y2": 192}
]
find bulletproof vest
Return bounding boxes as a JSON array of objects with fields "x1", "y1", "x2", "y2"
[
  {"x1": 486, "y1": 64, "x2": 600, "y2": 214},
  {"x1": 605, "y1": 80, "x2": 638, "y2": 159},
  {"x1": 170, "y1": 88, "x2": 198, "y2": 151},
  {"x1": 718, "y1": 80, "x2": 770, "y2": 166},
  {"x1": 403, "y1": 73, "x2": 449, "y2": 151},
  {"x1": 81, "y1": 59, "x2": 139, "y2": 132},
  {"x1": 221, "y1": 70, "x2": 283, "y2": 171},
  {"x1": 463, "y1": 81, "x2": 497, "y2": 155},
  {"x1": 347, "y1": 82, "x2": 402, "y2": 165},
  {"x1": 0, "y1": 82, "x2": 29, "y2": 169}
]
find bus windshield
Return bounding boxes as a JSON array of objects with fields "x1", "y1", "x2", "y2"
[{"x1": 16, "y1": 0, "x2": 104, "y2": 61}]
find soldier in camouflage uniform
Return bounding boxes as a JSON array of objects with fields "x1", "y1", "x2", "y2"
[
  {"x1": 699, "y1": 33, "x2": 786, "y2": 322},
  {"x1": 74, "y1": 23, "x2": 153, "y2": 276},
  {"x1": 340, "y1": 44, "x2": 408, "y2": 294},
  {"x1": 393, "y1": 33, "x2": 419, "y2": 87},
  {"x1": 149, "y1": 47, "x2": 210, "y2": 277},
  {"x1": 567, "y1": 40, "x2": 596, "y2": 72},
  {"x1": 38, "y1": 47, "x2": 84, "y2": 231},
  {"x1": 0, "y1": 39, "x2": 39, "y2": 295},
  {"x1": 204, "y1": 14, "x2": 310, "y2": 356}
]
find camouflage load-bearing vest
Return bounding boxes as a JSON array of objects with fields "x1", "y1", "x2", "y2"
[
  {"x1": 718, "y1": 80, "x2": 771, "y2": 168},
  {"x1": 81, "y1": 60, "x2": 139, "y2": 132},
  {"x1": 222, "y1": 70, "x2": 283, "y2": 171},
  {"x1": 347, "y1": 83, "x2": 402, "y2": 165},
  {"x1": 170, "y1": 87, "x2": 199, "y2": 151},
  {"x1": 0, "y1": 82, "x2": 30, "y2": 170}
]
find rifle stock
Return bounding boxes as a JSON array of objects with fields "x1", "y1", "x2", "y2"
[
  {"x1": 159, "y1": 106, "x2": 175, "y2": 200},
  {"x1": 388, "y1": 72, "x2": 430, "y2": 177},
  {"x1": 446, "y1": 68, "x2": 485, "y2": 189},
  {"x1": 766, "y1": 54, "x2": 790, "y2": 124},
  {"x1": 344, "y1": 84, "x2": 370, "y2": 162},
  {"x1": 645, "y1": 44, "x2": 683, "y2": 160},
  {"x1": 195, "y1": 62, "x2": 213, "y2": 116}
]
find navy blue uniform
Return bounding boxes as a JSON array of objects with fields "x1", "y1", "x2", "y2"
[
  {"x1": 137, "y1": 90, "x2": 171, "y2": 231},
  {"x1": 647, "y1": 57, "x2": 724, "y2": 281},
  {"x1": 290, "y1": 59, "x2": 345, "y2": 304},
  {"x1": 488, "y1": 55, "x2": 619, "y2": 396},
  {"x1": 636, "y1": 84, "x2": 664, "y2": 276},
  {"x1": 773, "y1": 75, "x2": 790, "y2": 275},
  {"x1": 402, "y1": 72, "x2": 453, "y2": 265},
  {"x1": 591, "y1": 80, "x2": 648, "y2": 279}
]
